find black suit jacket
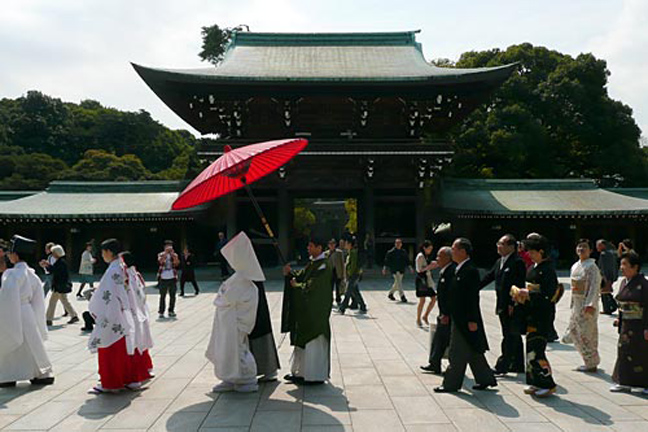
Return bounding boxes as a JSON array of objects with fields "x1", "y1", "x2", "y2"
[
  {"x1": 480, "y1": 253, "x2": 527, "y2": 314},
  {"x1": 449, "y1": 259, "x2": 489, "y2": 353},
  {"x1": 436, "y1": 262, "x2": 456, "y2": 317}
]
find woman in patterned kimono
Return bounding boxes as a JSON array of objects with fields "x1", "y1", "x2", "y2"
[
  {"x1": 88, "y1": 239, "x2": 150, "y2": 393},
  {"x1": 610, "y1": 251, "x2": 648, "y2": 394},
  {"x1": 561, "y1": 239, "x2": 602, "y2": 372},
  {"x1": 512, "y1": 234, "x2": 558, "y2": 398}
]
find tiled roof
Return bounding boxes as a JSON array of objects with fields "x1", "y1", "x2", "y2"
[
  {"x1": 441, "y1": 179, "x2": 648, "y2": 217},
  {"x1": 0, "y1": 181, "x2": 197, "y2": 220},
  {"x1": 133, "y1": 31, "x2": 516, "y2": 83}
]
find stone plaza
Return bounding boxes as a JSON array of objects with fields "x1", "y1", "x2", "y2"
[{"x1": 1, "y1": 272, "x2": 647, "y2": 432}]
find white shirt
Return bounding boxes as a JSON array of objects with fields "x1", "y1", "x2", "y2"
[
  {"x1": 455, "y1": 258, "x2": 470, "y2": 274},
  {"x1": 160, "y1": 254, "x2": 175, "y2": 280},
  {"x1": 500, "y1": 252, "x2": 513, "y2": 270}
]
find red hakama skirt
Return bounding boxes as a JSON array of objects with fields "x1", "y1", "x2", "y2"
[{"x1": 97, "y1": 337, "x2": 152, "y2": 390}]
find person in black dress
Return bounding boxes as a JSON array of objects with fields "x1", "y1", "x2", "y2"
[
  {"x1": 415, "y1": 240, "x2": 438, "y2": 327},
  {"x1": 180, "y1": 246, "x2": 200, "y2": 296}
]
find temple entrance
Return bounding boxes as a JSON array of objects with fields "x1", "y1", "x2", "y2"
[{"x1": 292, "y1": 197, "x2": 357, "y2": 263}]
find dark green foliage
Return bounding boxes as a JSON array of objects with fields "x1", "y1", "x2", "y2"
[
  {"x1": 198, "y1": 24, "x2": 249, "y2": 66},
  {"x1": 199, "y1": 24, "x2": 234, "y2": 65},
  {"x1": 0, "y1": 92, "x2": 204, "y2": 189},
  {"x1": 445, "y1": 43, "x2": 647, "y2": 186}
]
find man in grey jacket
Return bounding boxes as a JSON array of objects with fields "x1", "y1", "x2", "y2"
[{"x1": 326, "y1": 239, "x2": 346, "y2": 305}]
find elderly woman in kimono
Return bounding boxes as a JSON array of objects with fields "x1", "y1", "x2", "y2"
[
  {"x1": 610, "y1": 251, "x2": 648, "y2": 394},
  {"x1": 0, "y1": 235, "x2": 54, "y2": 387},
  {"x1": 561, "y1": 239, "x2": 602, "y2": 372},
  {"x1": 512, "y1": 234, "x2": 559, "y2": 398},
  {"x1": 120, "y1": 251, "x2": 154, "y2": 377},
  {"x1": 206, "y1": 232, "x2": 260, "y2": 393},
  {"x1": 88, "y1": 239, "x2": 150, "y2": 393}
]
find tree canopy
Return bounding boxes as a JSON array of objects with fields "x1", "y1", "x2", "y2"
[
  {"x1": 0, "y1": 91, "x2": 206, "y2": 189},
  {"x1": 445, "y1": 43, "x2": 646, "y2": 186},
  {"x1": 199, "y1": 24, "x2": 249, "y2": 66}
]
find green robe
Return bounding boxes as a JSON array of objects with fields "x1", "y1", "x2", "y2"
[{"x1": 281, "y1": 257, "x2": 333, "y2": 348}]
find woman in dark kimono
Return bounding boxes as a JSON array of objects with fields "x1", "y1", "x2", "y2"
[
  {"x1": 610, "y1": 251, "x2": 648, "y2": 394},
  {"x1": 513, "y1": 234, "x2": 558, "y2": 398}
]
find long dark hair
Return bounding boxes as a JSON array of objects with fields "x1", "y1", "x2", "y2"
[{"x1": 419, "y1": 240, "x2": 433, "y2": 256}]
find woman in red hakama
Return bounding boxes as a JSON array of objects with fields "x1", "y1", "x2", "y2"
[{"x1": 88, "y1": 239, "x2": 150, "y2": 393}]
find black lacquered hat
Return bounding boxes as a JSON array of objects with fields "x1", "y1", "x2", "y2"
[{"x1": 10, "y1": 235, "x2": 37, "y2": 255}]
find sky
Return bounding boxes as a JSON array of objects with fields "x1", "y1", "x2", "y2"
[{"x1": 1, "y1": 0, "x2": 647, "y2": 138}]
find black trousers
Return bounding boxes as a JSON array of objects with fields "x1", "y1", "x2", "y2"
[
  {"x1": 428, "y1": 316, "x2": 451, "y2": 370},
  {"x1": 495, "y1": 311, "x2": 525, "y2": 373},
  {"x1": 220, "y1": 259, "x2": 230, "y2": 277},
  {"x1": 82, "y1": 311, "x2": 95, "y2": 330},
  {"x1": 339, "y1": 276, "x2": 366, "y2": 312},
  {"x1": 158, "y1": 278, "x2": 177, "y2": 314},
  {"x1": 332, "y1": 277, "x2": 343, "y2": 303},
  {"x1": 180, "y1": 272, "x2": 200, "y2": 295}
]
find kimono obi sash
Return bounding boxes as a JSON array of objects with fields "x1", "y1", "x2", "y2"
[
  {"x1": 570, "y1": 279, "x2": 586, "y2": 295},
  {"x1": 619, "y1": 301, "x2": 644, "y2": 320}
]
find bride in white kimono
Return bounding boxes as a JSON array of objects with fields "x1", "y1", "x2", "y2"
[
  {"x1": 0, "y1": 235, "x2": 54, "y2": 387},
  {"x1": 206, "y1": 231, "x2": 260, "y2": 393}
]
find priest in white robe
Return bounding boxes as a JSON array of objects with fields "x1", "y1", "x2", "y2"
[
  {"x1": 0, "y1": 235, "x2": 54, "y2": 387},
  {"x1": 206, "y1": 232, "x2": 260, "y2": 393}
]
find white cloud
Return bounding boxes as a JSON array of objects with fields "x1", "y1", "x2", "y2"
[{"x1": 588, "y1": 0, "x2": 648, "y2": 136}]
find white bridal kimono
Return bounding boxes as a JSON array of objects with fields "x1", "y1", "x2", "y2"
[
  {"x1": 0, "y1": 262, "x2": 53, "y2": 382},
  {"x1": 88, "y1": 259, "x2": 135, "y2": 354},
  {"x1": 125, "y1": 266, "x2": 154, "y2": 354},
  {"x1": 205, "y1": 232, "x2": 260, "y2": 387},
  {"x1": 562, "y1": 258, "x2": 602, "y2": 368}
]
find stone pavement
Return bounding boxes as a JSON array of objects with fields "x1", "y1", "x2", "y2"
[{"x1": 1, "y1": 275, "x2": 647, "y2": 432}]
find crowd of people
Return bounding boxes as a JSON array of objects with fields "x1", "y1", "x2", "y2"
[
  {"x1": 1, "y1": 229, "x2": 647, "y2": 400},
  {"x1": 412, "y1": 234, "x2": 648, "y2": 397}
]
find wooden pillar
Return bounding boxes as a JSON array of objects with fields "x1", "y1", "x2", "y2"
[
  {"x1": 65, "y1": 224, "x2": 73, "y2": 265},
  {"x1": 226, "y1": 194, "x2": 238, "y2": 240},
  {"x1": 416, "y1": 189, "x2": 425, "y2": 246},
  {"x1": 278, "y1": 187, "x2": 291, "y2": 259},
  {"x1": 180, "y1": 221, "x2": 188, "y2": 251},
  {"x1": 363, "y1": 185, "x2": 375, "y2": 240}
]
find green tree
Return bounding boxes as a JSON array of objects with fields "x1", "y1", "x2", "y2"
[
  {"x1": 62, "y1": 149, "x2": 151, "y2": 181},
  {"x1": 199, "y1": 24, "x2": 249, "y2": 65},
  {"x1": 447, "y1": 44, "x2": 647, "y2": 185},
  {"x1": 0, "y1": 151, "x2": 68, "y2": 190}
]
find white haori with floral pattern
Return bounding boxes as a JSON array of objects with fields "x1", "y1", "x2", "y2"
[{"x1": 88, "y1": 259, "x2": 135, "y2": 354}]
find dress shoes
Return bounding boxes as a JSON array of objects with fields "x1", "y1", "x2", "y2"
[
  {"x1": 420, "y1": 364, "x2": 441, "y2": 374},
  {"x1": 433, "y1": 386, "x2": 457, "y2": 393},
  {"x1": 30, "y1": 377, "x2": 55, "y2": 386},
  {"x1": 283, "y1": 374, "x2": 305, "y2": 384},
  {"x1": 472, "y1": 382, "x2": 498, "y2": 391}
]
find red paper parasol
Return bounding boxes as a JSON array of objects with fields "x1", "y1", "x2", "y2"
[
  {"x1": 172, "y1": 138, "x2": 307, "y2": 210},
  {"x1": 172, "y1": 138, "x2": 308, "y2": 264}
]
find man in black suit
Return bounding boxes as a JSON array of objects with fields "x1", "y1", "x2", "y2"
[
  {"x1": 480, "y1": 234, "x2": 527, "y2": 375},
  {"x1": 434, "y1": 238, "x2": 496, "y2": 393},
  {"x1": 421, "y1": 246, "x2": 455, "y2": 374}
]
